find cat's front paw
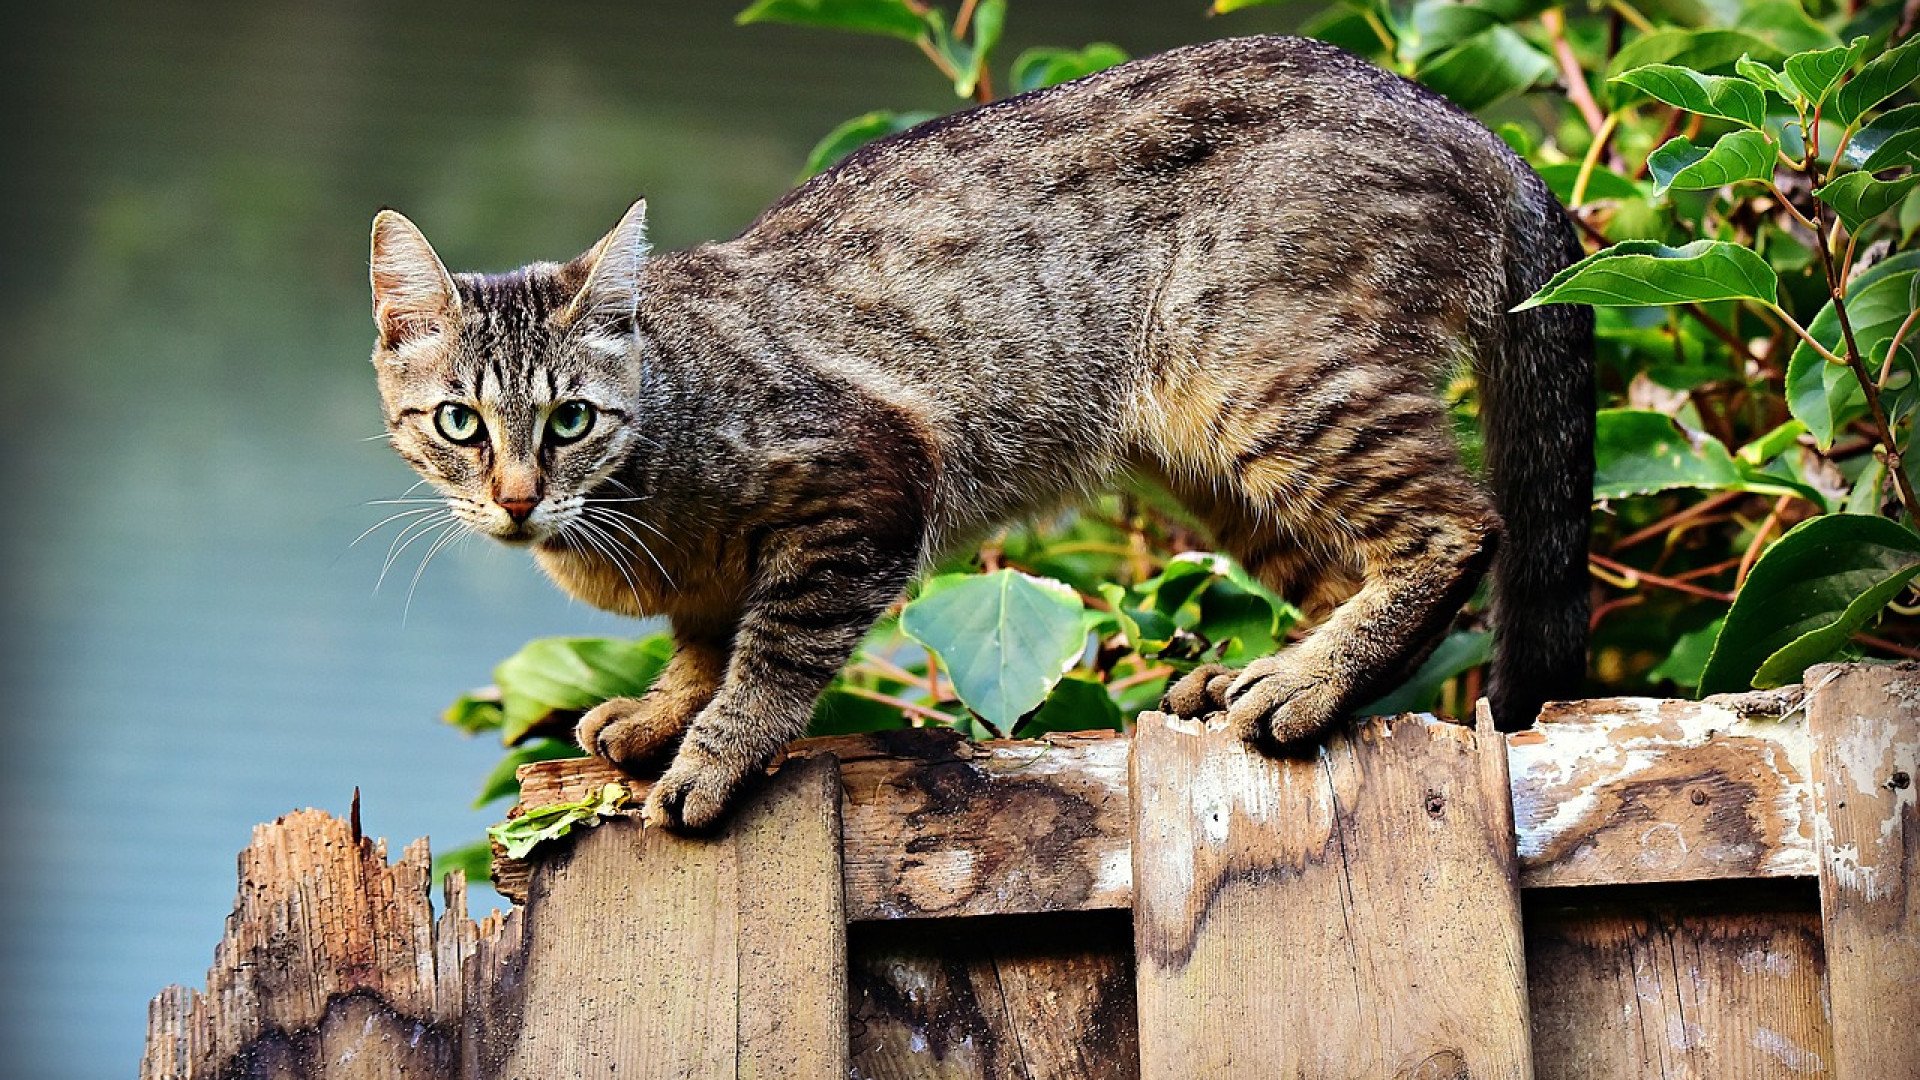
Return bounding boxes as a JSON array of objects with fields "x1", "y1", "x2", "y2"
[
  {"x1": 576, "y1": 695, "x2": 690, "y2": 770},
  {"x1": 1223, "y1": 658, "x2": 1346, "y2": 751},
  {"x1": 642, "y1": 744, "x2": 758, "y2": 833}
]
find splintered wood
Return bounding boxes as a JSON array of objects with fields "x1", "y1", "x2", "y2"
[
  {"x1": 1129, "y1": 710, "x2": 1532, "y2": 1078},
  {"x1": 1806, "y1": 662, "x2": 1920, "y2": 1077}
]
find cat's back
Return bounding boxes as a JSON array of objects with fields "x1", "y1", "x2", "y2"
[{"x1": 738, "y1": 34, "x2": 1514, "y2": 246}]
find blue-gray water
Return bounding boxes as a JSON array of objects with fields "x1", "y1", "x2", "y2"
[{"x1": 1, "y1": 2, "x2": 1294, "y2": 1074}]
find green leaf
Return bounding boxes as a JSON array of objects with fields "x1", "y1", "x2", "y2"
[
  {"x1": 1516, "y1": 239, "x2": 1779, "y2": 310},
  {"x1": 432, "y1": 840, "x2": 494, "y2": 888},
  {"x1": 1010, "y1": 43, "x2": 1128, "y2": 93},
  {"x1": 1611, "y1": 64, "x2": 1770, "y2": 129},
  {"x1": 1781, "y1": 37, "x2": 1868, "y2": 108},
  {"x1": 1536, "y1": 162, "x2": 1644, "y2": 203},
  {"x1": 1646, "y1": 130, "x2": 1778, "y2": 196},
  {"x1": 735, "y1": 0, "x2": 926, "y2": 41},
  {"x1": 486, "y1": 782, "x2": 629, "y2": 860},
  {"x1": 1814, "y1": 171, "x2": 1920, "y2": 236},
  {"x1": 444, "y1": 689, "x2": 505, "y2": 735},
  {"x1": 1736, "y1": 0, "x2": 1841, "y2": 56},
  {"x1": 494, "y1": 636, "x2": 673, "y2": 745},
  {"x1": 1362, "y1": 630, "x2": 1492, "y2": 714},
  {"x1": 1096, "y1": 582, "x2": 1177, "y2": 653},
  {"x1": 1194, "y1": 578, "x2": 1283, "y2": 663},
  {"x1": 1788, "y1": 249, "x2": 1920, "y2": 441},
  {"x1": 1648, "y1": 617, "x2": 1726, "y2": 692},
  {"x1": 1607, "y1": 29, "x2": 1783, "y2": 106},
  {"x1": 955, "y1": 0, "x2": 1007, "y2": 98},
  {"x1": 474, "y1": 740, "x2": 582, "y2": 808},
  {"x1": 1833, "y1": 34, "x2": 1920, "y2": 126},
  {"x1": 1737, "y1": 54, "x2": 1791, "y2": 97},
  {"x1": 1738, "y1": 419, "x2": 1808, "y2": 465},
  {"x1": 900, "y1": 569, "x2": 1088, "y2": 732},
  {"x1": 802, "y1": 110, "x2": 937, "y2": 177},
  {"x1": 1848, "y1": 103, "x2": 1920, "y2": 172},
  {"x1": 1416, "y1": 25, "x2": 1554, "y2": 111},
  {"x1": 1593, "y1": 409, "x2": 1744, "y2": 500},
  {"x1": 1017, "y1": 675, "x2": 1123, "y2": 736},
  {"x1": 1700, "y1": 514, "x2": 1920, "y2": 693},
  {"x1": 1210, "y1": 0, "x2": 1286, "y2": 11}
]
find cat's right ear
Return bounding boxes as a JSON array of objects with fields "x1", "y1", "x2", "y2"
[
  {"x1": 369, "y1": 209, "x2": 460, "y2": 352},
  {"x1": 560, "y1": 199, "x2": 650, "y2": 329}
]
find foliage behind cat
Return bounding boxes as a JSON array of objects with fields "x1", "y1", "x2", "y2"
[{"x1": 367, "y1": 36, "x2": 1593, "y2": 831}]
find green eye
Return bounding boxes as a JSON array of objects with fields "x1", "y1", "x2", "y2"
[
  {"x1": 548, "y1": 400, "x2": 595, "y2": 444},
  {"x1": 435, "y1": 403, "x2": 484, "y2": 445}
]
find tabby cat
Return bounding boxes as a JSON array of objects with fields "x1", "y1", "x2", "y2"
[{"x1": 368, "y1": 36, "x2": 1593, "y2": 832}]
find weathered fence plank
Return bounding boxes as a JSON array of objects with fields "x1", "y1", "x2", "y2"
[
  {"x1": 509, "y1": 693, "x2": 1815, "y2": 920},
  {"x1": 482, "y1": 754, "x2": 846, "y2": 1079},
  {"x1": 141, "y1": 808, "x2": 479, "y2": 1080},
  {"x1": 1525, "y1": 889, "x2": 1831, "y2": 1078},
  {"x1": 848, "y1": 913, "x2": 1137, "y2": 1079},
  {"x1": 1805, "y1": 662, "x2": 1920, "y2": 1078},
  {"x1": 1129, "y1": 710, "x2": 1532, "y2": 1078},
  {"x1": 1511, "y1": 692, "x2": 1814, "y2": 889}
]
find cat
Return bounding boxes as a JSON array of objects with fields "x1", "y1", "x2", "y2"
[{"x1": 367, "y1": 35, "x2": 1593, "y2": 832}]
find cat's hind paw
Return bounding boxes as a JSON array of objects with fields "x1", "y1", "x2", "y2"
[{"x1": 576, "y1": 695, "x2": 689, "y2": 770}]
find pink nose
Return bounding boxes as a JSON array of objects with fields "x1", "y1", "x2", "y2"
[{"x1": 497, "y1": 496, "x2": 538, "y2": 522}]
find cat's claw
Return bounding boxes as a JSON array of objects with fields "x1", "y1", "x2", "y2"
[
  {"x1": 576, "y1": 695, "x2": 686, "y2": 768},
  {"x1": 1223, "y1": 658, "x2": 1344, "y2": 751},
  {"x1": 642, "y1": 747, "x2": 751, "y2": 833},
  {"x1": 1161, "y1": 663, "x2": 1237, "y2": 719}
]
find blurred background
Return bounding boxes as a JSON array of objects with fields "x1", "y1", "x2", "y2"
[{"x1": 0, "y1": 1, "x2": 1298, "y2": 1075}]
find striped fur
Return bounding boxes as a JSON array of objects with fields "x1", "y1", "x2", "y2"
[{"x1": 368, "y1": 36, "x2": 1593, "y2": 831}]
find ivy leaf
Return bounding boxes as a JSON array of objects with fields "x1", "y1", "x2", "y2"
[
  {"x1": 1832, "y1": 34, "x2": 1920, "y2": 127},
  {"x1": 802, "y1": 110, "x2": 936, "y2": 177},
  {"x1": 1814, "y1": 171, "x2": 1920, "y2": 236},
  {"x1": 1010, "y1": 43, "x2": 1128, "y2": 93},
  {"x1": 1847, "y1": 103, "x2": 1920, "y2": 172},
  {"x1": 1699, "y1": 514, "x2": 1920, "y2": 693},
  {"x1": 1593, "y1": 409, "x2": 1744, "y2": 499},
  {"x1": 1780, "y1": 36, "x2": 1868, "y2": 108},
  {"x1": 494, "y1": 636, "x2": 673, "y2": 745},
  {"x1": 432, "y1": 840, "x2": 495, "y2": 888},
  {"x1": 1646, "y1": 130, "x2": 1778, "y2": 195},
  {"x1": 444, "y1": 689, "x2": 505, "y2": 735},
  {"x1": 735, "y1": 0, "x2": 926, "y2": 41},
  {"x1": 487, "y1": 783, "x2": 629, "y2": 860},
  {"x1": 1611, "y1": 64, "x2": 1770, "y2": 128},
  {"x1": 900, "y1": 570, "x2": 1087, "y2": 733},
  {"x1": 1606, "y1": 29, "x2": 1782, "y2": 106},
  {"x1": 1536, "y1": 162, "x2": 1644, "y2": 203},
  {"x1": 1736, "y1": 54, "x2": 1792, "y2": 97},
  {"x1": 1648, "y1": 617, "x2": 1726, "y2": 692},
  {"x1": 1416, "y1": 25, "x2": 1555, "y2": 111},
  {"x1": 1516, "y1": 239, "x2": 1778, "y2": 310}
]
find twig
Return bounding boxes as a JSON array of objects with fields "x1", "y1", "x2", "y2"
[
  {"x1": 1880, "y1": 308, "x2": 1920, "y2": 389},
  {"x1": 1571, "y1": 112, "x2": 1621, "y2": 206},
  {"x1": 1543, "y1": 8, "x2": 1608, "y2": 136},
  {"x1": 1612, "y1": 490, "x2": 1748, "y2": 551},
  {"x1": 1590, "y1": 552, "x2": 1735, "y2": 603},
  {"x1": 1856, "y1": 631, "x2": 1920, "y2": 660},
  {"x1": 835, "y1": 684, "x2": 957, "y2": 724},
  {"x1": 1109, "y1": 663, "x2": 1175, "y2": 694},
  {"x1": 1736, "y1": 496, "x2": 1791, "y2": 587}
]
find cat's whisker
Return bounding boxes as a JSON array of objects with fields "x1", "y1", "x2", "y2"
[
  {"x1": 404, "y1": 520, "x2": 468, "y2": 622},
  {"x1": 567, "y1": 517, "x2": 647, "y2": 611},
  {"x1": 361, "y1": 432, "x2": 393, "y2": 443},
  {"x1": 365, "y1": 497, "x2": 455, "y2": 507},
  {"x1": 592, "y1": 506, "x2": 683, "y2": 559},
  {"x1": 349, "y1": 506, "x2": 441, "y2": 549},
  {"x1": 587, "y1": 510, "x2": 676, "y2": 589},
  {"x1": 377, "y1": 512, "x2": 453, "y2": 592}
]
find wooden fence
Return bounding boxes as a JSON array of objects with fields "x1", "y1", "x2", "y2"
[{"x1": 143, "y1": 661, "x2": 1919, "y2": 1078}]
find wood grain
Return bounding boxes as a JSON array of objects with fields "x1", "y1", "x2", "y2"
[
  {"x1": 506, "y1": 696, "x2": 1819, "y2": 920},
  {"x1": 1525, "y1": 887, "x2": 1831, "y2": 1079},
  {"x1": 849, "y1": 912, "x2": 1138, "y2": 1080},
  {"x1": 482, "y1": 754, "x2": 847, "y2": 1079},
  {"x1": 142, "y1": 808, "x2": 484, "y2": 1079},
  {"x1": 1129, "y1": 710, "x2": 1532, "y2": 1078},
  {"x1": 1805, "y1": 662, "x2": 1920, "y2": 1078},
  {"x1": 1511, "y1": 693, "x2": 1815, "y2": 889}
]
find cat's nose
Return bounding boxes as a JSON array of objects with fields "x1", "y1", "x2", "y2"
[{"x1": 497, "y1": 496, "x2": 539, "y2": 522}]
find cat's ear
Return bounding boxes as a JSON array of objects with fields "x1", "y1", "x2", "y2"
[
  {"x1": 560, "y1": 199, "x2": 650, "y2": 328},
  {"x1": 370, "y1": 209, "x2": 460, "y2": 351}
]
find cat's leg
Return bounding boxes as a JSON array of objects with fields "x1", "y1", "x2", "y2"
[
  {"x1": 575, "y1": 618, "x2": 731, "y2": 769},
  {"x1": 644, "y1": 509, "x2": 926, "y2": 832},
  {"x1": 1170, "y1": 405, "x2": 1499, "y2": 748}
]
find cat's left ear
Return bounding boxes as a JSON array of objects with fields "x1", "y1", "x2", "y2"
[
  {"x1": 370, "y1": 209, "x2": 460, "y2": 352},
  {"x1": 560, "y1": 199, "x2": 650, "y2": 328}
]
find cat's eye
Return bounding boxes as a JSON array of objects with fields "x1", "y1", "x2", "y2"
[
  {"x1": 435, "y1": 403, "x2": 485, "y2": 445},
  {"x1": 547, "y1": 400, "x2": 595, "y2": 444}
]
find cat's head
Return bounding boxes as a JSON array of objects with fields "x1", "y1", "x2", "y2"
[{"x1": 367, "y1": 201, "x2": 650, "y2": 547}]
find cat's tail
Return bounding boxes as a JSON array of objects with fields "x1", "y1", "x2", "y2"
[{"x1": 1481, "y1": 170, "x2": 1595, "y2": 730}]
